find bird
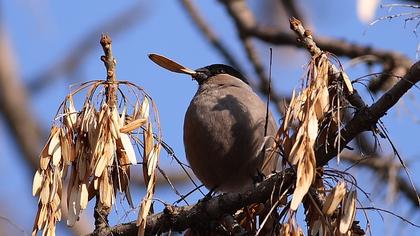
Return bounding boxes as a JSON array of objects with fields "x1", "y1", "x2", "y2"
[{"x1": 149, "y1": 54, "x2": 278, "y2": 192}]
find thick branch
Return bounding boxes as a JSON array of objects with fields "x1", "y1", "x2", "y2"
[
  {"x1": 89, "y1": 170, "x2": 294, "y2": 236},
  {"x1": 317, "y1": 61, "x2": 420, "y2": 166}
]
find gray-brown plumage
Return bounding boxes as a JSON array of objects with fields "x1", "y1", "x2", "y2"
[{"x1": 184, "y1": 64, "x2": 278, "y2": 192}]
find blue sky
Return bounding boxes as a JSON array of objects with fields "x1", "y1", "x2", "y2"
[{"x1": 1, "y1": 0, "x2": 419, "y2": 235}]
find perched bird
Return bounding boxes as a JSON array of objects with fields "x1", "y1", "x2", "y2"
[{"x1": 149, "y1": 54, "x2": 278, "y2": 192}]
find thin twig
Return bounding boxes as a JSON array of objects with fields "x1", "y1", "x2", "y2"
[
  {"x1": 341, "y1": 152, "x2": 420, "y2": 207},
  {"x1": 180, "y1": 0, "x2": 289, "y2": 115},
  {"x1": 93, "y1": 34, "x2": 118, "y2": 232},
  {"x1": 316, "y1": 60, "x2": 420, "y2": 167},
  {"x1": 220, "y1": 0, "x2": 412, "y2": 94},
  {"x1": 357, "y1": 207, "x2": 420, "y2": 228}
]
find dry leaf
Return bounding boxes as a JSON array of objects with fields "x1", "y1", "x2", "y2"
[
  {"x1": 110, "y1": 107, "x2": 121, "y2": 139},
  {"x1": 65, "y1": 94, "x2": 78, "y2": 130},
  {"x1": 88, "y1": 113, "x2": 99, "y2": 149},
  {"x1": 314, "y1": 86, "x2": 329, "y2": 120},
  {"x1": 47, "y1": 127, "x2": 60, "y2": 156},
  {"x1": 33, "y1": 170, "x2": 44, "y2": 196},
  {"x1": 94, "y1": 154, "x2": 108, "y2": 177},
  {"x1": 81, "y1": 104, "x2": 95, "y2": 133},
  {"x1": 137, "y1": 141, "x2": 158, "y2": 236},
  {"x1": 322, "y1": 181, "x2": 346, "y2": 215},
  {"x1": 98, "y1": 103, "x2": 107, "y2": 125},
  {"x1": 142, "y1": 122, "x2": 154, "y2": 183},
  {"x1": 120, "y1": 118, "x2": 147, "y2": 133},
  {"x1": 39, "y1": 155, "x2": 50, "y2": 171},
  {"x1": 77, "y1": 153, "x2": 87, "y2": 181},
  {"x1": 79, "y1": 183, "x2": 88, "y2": 209},
  {"x1": 50, "y1": 194, "x2": 60, "y2": 214},
  {"x1": 120, "y1": 133, "x2": 137, "y2": 165},
  {"x1": 133, "y1": 100, "x2": 139, "y2": 120},
  {"x1": 290, "y1": 148, "x2": 315, "y2": 211},
  {"x1": 39, "y1": 127, "x2": 59, "y2": 170},
  {"x1": 94, "y1": 178, "x2": 99, "y2": 191},
  {"x1": 288, "y1": 126, "x2": 305, "y2": 165},
  {"x1": 280, "y1": 223, "x2": 290, "y2": 236},
  {"x1": 147, "y1": 144, "x2": 160, "y2": 176},
  {"x1": 37, "y1": 204, "x2": 47, "y2": 229},
  {"x1": 341, "y1": 72, "x2": 354, "y2": 94},
  {"x1": 60, "y1": 129, "x2": 69, "y2": 164},
  {"x1": 67, "y1": 184, "x2": 79, "y2": 226},
  {"x1": 339, "y1": 190, "x2": 357, "y2": 234},
  {"x1": 40, "y1": 179, "x2": 51, "y2": 205},
  {"x1": 137, "y1": 185, "x2": 154, "y2": 236},
  {"x1": 307, "y1": 110, "x2": 318, "y2": 143},
  {"x1": 140, "y1": 98, "x2": 150, "y2": 120},
  {"x1": 51, "y1": 138, "x2": 62, "y2": 167},
  {"x1": 105, "y1": 138, "x2": 116, "y2": 167},
  {"x1": 67, "y1": 167, "x2": 76, "y2": 206},
  {"x1": 99, "y1": 172, "x2": 113, "y2": 207},
  {"x1": 48, "y1": 171, "x2": 58, "y2": 202}
]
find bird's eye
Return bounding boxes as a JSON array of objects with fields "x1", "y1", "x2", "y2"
[{"x1": 218, "y1": 69, "x2": 225, "y2": 74}]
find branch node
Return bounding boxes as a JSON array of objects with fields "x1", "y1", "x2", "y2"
[{"x1": 304, "y1": 29, "x2": 312, "y2": 38}]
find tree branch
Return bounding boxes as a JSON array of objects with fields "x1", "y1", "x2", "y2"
[
  {"x1": 316, "y1": 60, "x2": 420, "y2": 167},
  {"x1": 341, "y1": 152, "x2": 420, "y2": 207},
  {"x1": 220, "y1": 0, "x2": 412, "y2": 94},
  {"x1": 180, "y1": 0, "x2": 289, "y2": 114},
  {"x1": 0, "y1": 27, "x2": 43, "y2": 170},
  {"x1": 88, "y1": 170, "x2": 294, "y2": 236},
  {"x1": 0, "y1": 25, "x2": 92, "y2": 236}
]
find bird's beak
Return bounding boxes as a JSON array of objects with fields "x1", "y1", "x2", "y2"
[{"x1": 148, "y1": 53, "x2": 197, "y2": 76}]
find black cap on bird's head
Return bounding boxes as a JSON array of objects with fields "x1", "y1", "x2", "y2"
[
  {"x1": 193, "y1": 64, "x2": 248, "y2": 85},
  {"x1": 148, "y1": 53, "x2": 248, "y2": 84}
]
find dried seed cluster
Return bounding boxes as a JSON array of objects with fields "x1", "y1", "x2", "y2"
[
  {"x1": 308, "y1": 182, "x2": 358, "y2": 235},
  {"x1": 279, "y1": 54, "x2": 338, "y2": 211},
  {"x1": 275, "y1": 53, "x2": 360, "y2": 235},
  {"x1": 32, "y1": 81, "x2": 161, "y2": 236}
]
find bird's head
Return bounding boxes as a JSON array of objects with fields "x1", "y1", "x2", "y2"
[
  {"x1": 193, "y1": 64, "x2": 248, "y2": 85},
  {"x1": 148, "y1": 53, "x2": 248, "y2": 85}
]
